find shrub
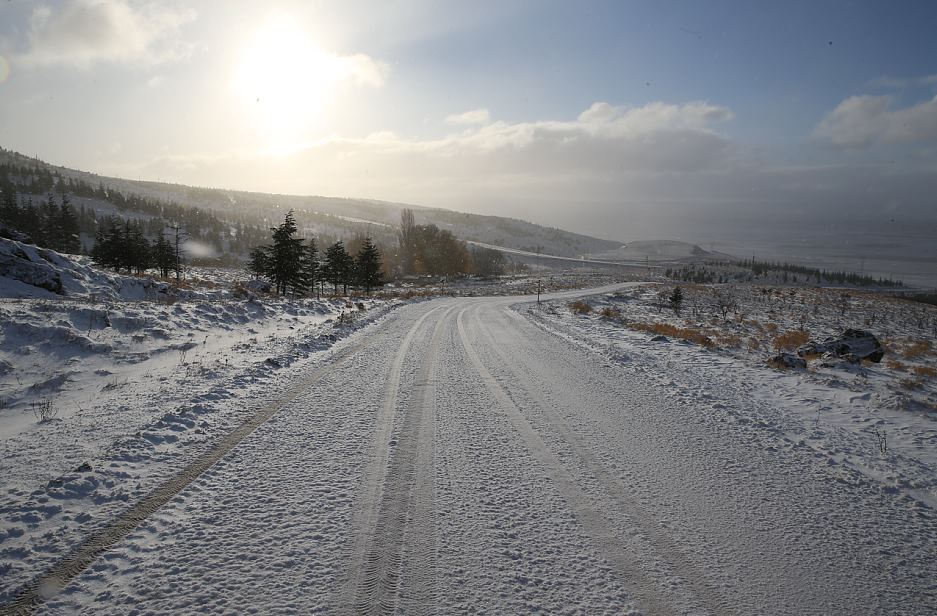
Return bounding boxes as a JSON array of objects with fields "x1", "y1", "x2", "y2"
[
  {"x1": 631, "y1": 322, "x2": 715, "y2": 347},
  {"x1": 773, "y1": 329, "x2": 810, "y2": 352},
  {"x1": 903, "y1": 340, "x2": 933, "y2": 359},
  {"x1": 569, "y1": 301, "x2": 592, "y2": 315},
  {"x1": 886, "y1": 360, "x2": 908, "y2": 372},
  {"x1": 599, "y1": 306, "x2": 621, "y2": 319},
  {"x1": 912, "y1": 365, "x2": 937, "y2": 378}
]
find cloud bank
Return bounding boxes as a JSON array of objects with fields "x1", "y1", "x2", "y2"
[
  {"x1": 814, "y1": 94, "x2": 937, "y2": 148},
  {"x1": 15, "y1": 0, "x2": 196, "y2": 69}
]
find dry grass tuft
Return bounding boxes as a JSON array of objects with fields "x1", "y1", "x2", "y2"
[
  {"x1": 773, "y1": 329, "x2": 810, "y2": 352},
  {"x1": 631, "y1": 322, "x2": 715, "y2": 347},
  {"x1": 569, "y1": 301, "x2": 592, "y2": 314},
  {"x1": 912, "y1": 365, "x2": 937, "y2": 378},
  {"x1": 903, "y1": 340, "x2": 933, "y2": 359},
  {"x1": 599, "y1": 306, "x2": 621, "y2": 319},
  {"x1": 886, "y1": 360, "x2": 908, "y2": 372}
]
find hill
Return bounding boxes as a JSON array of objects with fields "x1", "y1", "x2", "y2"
[{"x1": 0, "y1": 148, "x2": 621, "y2": 260}]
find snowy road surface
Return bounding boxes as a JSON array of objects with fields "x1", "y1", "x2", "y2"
[{"x1": 13, "y1": 289, "x2": 937, "y2": 614}]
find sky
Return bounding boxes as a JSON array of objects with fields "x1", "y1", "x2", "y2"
[{"x1": 1, "y1": 0, "x2": 936, "y2": 241}]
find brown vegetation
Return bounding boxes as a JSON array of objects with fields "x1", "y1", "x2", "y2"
[
  {"x1": 773, "y1": 329, "x2": 810, "y2": 352},
  {"x1": 631, "y1": 322, "x2": 715, "y2": 348},
  {"x1": 569, "y1": 301, "x2": 592, "y2": 314}
]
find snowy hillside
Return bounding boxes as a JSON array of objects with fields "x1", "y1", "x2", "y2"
[
  {"x1": 587, "y1": 239, "x2": 736, "y2": 263},
  {"x1": 0, "y1": 148, "x2": 621, "y2": 259},
  {"x1": 0, "y1": 241, "x2": 405, "y2": 601}
]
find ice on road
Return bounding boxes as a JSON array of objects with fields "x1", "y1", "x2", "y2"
[{"x1": 30, "y1": 292, "x2": 937, "y2": 615}]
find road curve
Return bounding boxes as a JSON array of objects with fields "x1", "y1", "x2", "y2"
[{"x1": 20, "y1": 287, "x2": 937, "y2": 615}]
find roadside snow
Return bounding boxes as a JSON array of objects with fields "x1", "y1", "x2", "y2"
[
  {"x1": 0, "y1": 238, "x2": 406, "y2": 603},
  {"x1": 521, "y1": 285, "x2": 937, "y2": 510}
]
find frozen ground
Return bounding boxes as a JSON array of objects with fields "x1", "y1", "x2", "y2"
[
  {"x1": 527, "y1": 284, "x2": 937, "y2": 505},
  {"x1": 2, "y1": 239, "x2": 936, "y2": 614},
  {"x1": 0, "y1": 238, "x2": 404, "y2": 606}
]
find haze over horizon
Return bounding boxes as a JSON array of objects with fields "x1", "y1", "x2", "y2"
[{"x1": 2, "y1": 0, "x2": 937, "y2": 242}]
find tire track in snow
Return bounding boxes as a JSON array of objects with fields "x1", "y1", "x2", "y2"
[
  {"x1": 1, "y1": 339, "x2": 369, "y2": 616},
  {"x1": 342, "y1": 305, "x2": 452, "y2": 615},
  {"x1": 458, "y1": 306, "x2": 689, "y2": 616},
  {"x1": 469, "y1": 304, "x2": 733, "y2": 615}
]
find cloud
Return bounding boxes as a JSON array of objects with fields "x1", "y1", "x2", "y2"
[
  {"x1": 116, "y1": 100, "x2": 738, "y2": 205},
  {"x1": 867, "y1": 74, "x2": 937, "y2": 89},
  {"x1": 446, "y1": 108, "x2": 491, "y2": 125},
  {"x1": 337, "y1": 53, "x2": 388, "y2": 88},
  {"x1": 15, "y1": 0, "x2": 196, "y2": 69},
  {"x1": 814, "y1": 94, "x2": 937, "y2": 147}
]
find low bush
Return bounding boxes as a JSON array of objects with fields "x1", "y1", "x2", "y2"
[
  {"x1": 886, "y1": 360, "x2": 908, "y2": 372},
  {"x1": 631, "y1": 322, "x2": 715, "y2": 347},
  {"x1": 569, "y1": 301, "x2": 592, "y2": 314},
  {"x1": 599, "y1": 306, "x2": 621, "y2": 319},
  {"x1": 903, "y1": 340, "x2": 933, "y2": 359},
  {"x1": 773, "y1": 329, "x2": 810, "y2": 352},
  {"x1": 912, "y1": 365, "x2": 937, "y2": 378}
]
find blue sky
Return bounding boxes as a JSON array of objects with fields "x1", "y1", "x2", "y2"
[{"x1": 1, "y1": 0, "x2": 935, "y2": 237}]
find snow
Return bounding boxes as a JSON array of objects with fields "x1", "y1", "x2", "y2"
[
  {"x1": 522, "y1": 284, "x2": 937, "y2": 509},
  {"x1": 0, "y1": 239, "x2": 407, "y2": 604},
  {"x1": 2, "y1": 240, "x2": 936, "y2": 614}
]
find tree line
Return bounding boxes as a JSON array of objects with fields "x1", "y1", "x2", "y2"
[
  {"x1": 90, "y1": 217, "x2": 183, "y2": 278},
  {"x1": 0, "y1": 189, "x2": 82, "y2": 254},
  {"x1": 395, "y1": 208, "x2": 506, "y2": 278},
  {"x1": 248, "y1": 211, "x2": 384, "y2": 296}
]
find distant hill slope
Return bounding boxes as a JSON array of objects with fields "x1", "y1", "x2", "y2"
[
  {"x1": 587, "y1": 240, "x2": 736, "y2": 263},
  {"x1": 0, "y1": 149, "x2": 621, "y2": 258}
]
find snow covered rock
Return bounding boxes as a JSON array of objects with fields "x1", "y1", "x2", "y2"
[
  {"x1": 0, "y1": 240, "x2": 65, "y2": 294},
  {"x1": 768, "y1": 353, "x2": 807, "y2": 370},
  {"x1": 797, "y1": 329, "x2": 885, "y2": 363}
]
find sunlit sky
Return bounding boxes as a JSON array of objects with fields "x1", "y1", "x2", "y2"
[{"x1": 1, "y1": 0, "x2": 936, "y2": 239}]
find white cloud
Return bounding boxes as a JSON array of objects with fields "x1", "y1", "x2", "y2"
[
  {"x1": 118, "y1": 100, "x2": 737, "y2": 204},
  {"x1": 814, "y1": 94, "x2": 937, "y2": 147},
  {"x1": 867, "y1": 74, "x2": 937, "y2": 89},
  {"x1": 446, "y1": 108, "x2": 491, "y2": 125},
  {"x1": 15, "y1": 0, "x2": 196, "y2": 69},
  {"x1": 337, "y1": 53, "x2": 389, "y2": 88}
]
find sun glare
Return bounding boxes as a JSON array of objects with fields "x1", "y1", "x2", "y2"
[{"x1": 233, "y1": 18, "x2": 343, "y2": 149}]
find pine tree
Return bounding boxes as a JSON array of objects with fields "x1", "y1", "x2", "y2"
[
  {"x1": 247, "y1": 245, "x2": 270, "y2": 280},
  {"x1": 299, "y1": 238, "x2": 319, "y2": 297},
  {"x1": 355, "y1": 237, "x2": 383, "y2": 295},
  {"x1": 152, "y1": 232, "x2": 177, "y2": 278},
  {"x1": 323, "y1": 241, "x2": 352, "y2": 295},
  {"x1": 269, "y1": 210, "x2": 305, "y2": 295},
  {"x1": 57, "y1": 194, "x2": 81, "y2": 254},
  {"x1": 669, "y1": 286, "x2": 684, "y2": 316}
]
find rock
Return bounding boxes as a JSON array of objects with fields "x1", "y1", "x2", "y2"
[
  {"x1": 797, "y1": 329, "x2": 884, "y2": 363},
  {"x1": 768, "y1": 353, "x2": 807, "y2": 370},
  {"x1": 74, "y1": 462, "x2": 93, "y2": 473},
  {"x1": 650, "y1": 335, "x2": 670, "y2": 342},
  {"x1": 0, "y1": 240, "x2": 64, "y2": 294}
]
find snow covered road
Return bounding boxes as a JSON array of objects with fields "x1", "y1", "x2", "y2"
[{"x1": 9, "y1": 288, "x2": 937, "y2": 614}]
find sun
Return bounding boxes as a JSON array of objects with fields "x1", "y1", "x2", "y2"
[{"x1": 233, "y1": 18, "x2": 344, "y2": 148}]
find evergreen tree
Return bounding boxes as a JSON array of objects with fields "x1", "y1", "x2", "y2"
[
  {"x1": 355, "y1": 237, "x2": 383, "y2": 295},
  {"x1": 57, "y1": 194, "x2": 81, "y2": 253},
  {"x1": 669, "y1": 286, "x2": 684, "y2": 316},
  {"x1": 323, "y1": 241, "x2": 352, "y2": 295},
  {"x1": 247, "y1": 245, "x2": 270, "y2": 280},
  {"x1": 152, "y1": 232, "x2": 177, "y2": 278},
  {"x1": 299, "y1": 238, "x2": 319, "y2": 297},
  {"x1": 269, "y1": 210, "x2": 305, "y2": 295}
]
